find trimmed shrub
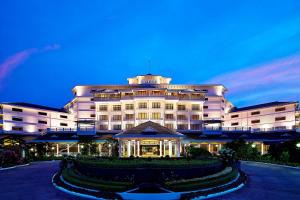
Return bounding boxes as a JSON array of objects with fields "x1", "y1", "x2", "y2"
[{"x1": 186, "y1": 147, "x2": 211, "y2": 159}]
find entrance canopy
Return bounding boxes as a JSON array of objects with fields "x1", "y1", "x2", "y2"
[{"x1": 113, "y1": 121, "x2": 185, "y2": 139}]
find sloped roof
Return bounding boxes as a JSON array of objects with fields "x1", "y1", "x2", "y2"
[
  {"x1": 114, "y1": 121, "x2": 184, "y2": 138},
  {"x1": 230, "y1": 101, "x2": 298, "y2": 112}
]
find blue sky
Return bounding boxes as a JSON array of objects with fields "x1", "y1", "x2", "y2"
[{"x1": 0, "y1": 0, "x2": 300, "y2": 108}]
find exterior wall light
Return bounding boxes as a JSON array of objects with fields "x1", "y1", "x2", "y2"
[
  {"x1": 296, "y1": 143, "x2": 300, "y2": 148},
  {"x1": 251, "y1": 143, "x2": 256, "y2": 148}
]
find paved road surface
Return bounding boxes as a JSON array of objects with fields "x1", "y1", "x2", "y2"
[{"x1": 1, "y1": 161, "x2": 300, "y2": 200}]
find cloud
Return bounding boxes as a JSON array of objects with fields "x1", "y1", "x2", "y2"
[
  {"x1": 0, "y1": 44, "x2": 61, "y2": 82},
  {"x1": 207, "y1": 53, "x2": 300, "y2": 106}
]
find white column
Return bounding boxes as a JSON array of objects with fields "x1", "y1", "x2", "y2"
[
  {"x1": 67, "y1": 144, "x2": 70, "y2": 155},
  {"x1": 169, "y1": 141, "x2": 172, "y2": 157},
  {"x1": 261, "y1": 143, "x2": 264, "y2": 155},
  {"x1": 133, "y1": 140, "x2": 136, "y2": 157},
  {"x1": 118, "y1": 141, "x2": 122, "y2": 157},
  {"x1": 98, "y1": 143, "x2": 102, "y2": 156},
  {"x1": 164, "y1": 141, "x2": 166, "y2": 156},
  {"x1": 177, "y1": 141, "x2": 180, "y2": 157},
  {"x1": 159, "y1": 141, "x2": 162, "y2": 157},
  {"x1": 208, "y1": 143, "x2": 211, "y2": 153},
  {"x1": 78, "y1": 144, "x2": 80, "y2": 154},
  {"x1": 128, "y1": 141, "x2": 131, "y2": 157},
  {"x1": 137, "y1": 141, "x2": 140, "y2": 157},
  {"x1": 56, "y1": 144, "x2": 59, "y2": 156}
]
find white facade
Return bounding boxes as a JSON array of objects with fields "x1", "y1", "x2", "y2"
[
  {"x1": 0, "y1": 103, "x2": 75, "y2": 134},
  {"x1": 68, "y1": 74, "x2": 228, "y2": 131},
  {"x1": 224, "y1": 102, "x2": 298, "y2": 131}
]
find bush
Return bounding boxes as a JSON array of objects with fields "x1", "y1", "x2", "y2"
[
  {"x1": 219, "y1": 148, "x2": 236, "y2": 165},
  {"x1": 224, "y1": 140, "x2": 259, "y2": 160},
  {"x1": 280, "y1": 151, "x2": 290, "y2": 163},
  {"x1": 186, "y1": 147, "x2": 211, "y2": 159},
  {"x1": 0, "y1": 149, "x2": 23, "y2": 167}
]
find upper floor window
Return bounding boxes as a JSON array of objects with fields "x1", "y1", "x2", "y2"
[
  {"x1": 112, "y1": 124, "x2": 122, "y2": 130},
  {"x1": 165, "y1": 124, "x2": 174, "y2": 130},
  {"x1": 112, "y1": 115, "x2": 122, "y2": 121},
  {"x1": 138, "y1": 102, "x2": 147, "y2": 109},
  {"x1": 251, "y1": 119, "x2": 260, "y2": 124},
  {"x1": 38, "y1": 111, "x2": 47, "y2": 116},
  {"x1": 151, "y1": 113, "x2": 161, "y2": 119},
  {"x1": 125, "y1": 104, "x2": 134, "y2": 110},
  {"x1": 275, "y1": 107, "x2": 286, "y2": 112},
  {"x1": 191, "y1": 115, "x2": 199, "y2": 120},
  {"x1": 191, "y1": 124, "x2": 201, "y2": 130},
  {"x1": 38, "y1": 120, "x2": 47, "y2": 124},
  {"x1": 99, "y1": 125, "x2": 108, "y2": 130},
  {"x1": 203, "y1": 113, "x2": 209, "y2": 117},
  {"x1": 99, "y1": 115, "x2": 108, "y2": 120},
  {"x1": 60, "y1": 123, "x2": 68, "y2": 127},
  {"x1": 99, "y1": 105, "x2": 108, "y2": 111},
  {"x1": 60, "y1": 115, "x2": 68, "y2": 119},
  {"x1": 231, "y1": 114, "x2": 239, "y2": 118},
  {"x1": 12, "y1": 117, "x2": 23, "y2": 122},
  {"x1": 177, "y1": 124, "x2": 188, "y2": 130},
  {"x1": 251, "y1": 111, "x2": 260, "y2": 115},
  {"x1": 177, "y1": 115, "x2": 187, "y2": 120},
  {"x1": 165, "y1": 104, "x2": 173, "y2": 110},
  {"x1": 231, "y1": 122, "x2": 239, "y2": 126},
  {"x1": 113, "y1": 105, "x2": 121, "y2": 111},
  {"x1": 152, "y1": 102, "x2": 161, "y2": 109},
  {"x1": 126, "y1": 124, "x2": 134, "y2": 130},
  {"x1": 165, "y1": 114, "x2": 174, "y2": 120},
  {"x1": 90, "y1": 114, "x2": 95, "y2": 118},
  {"x1": 138, "y1": 113, "x2": 148, "y2": 119},
  {"x1": 12, "y1": 107, "x2": 23, "y2": 112},
  {"x1": 203, "y1": 105, "x2": 208, "y2": 109},
  {"x1": 12, "y1": 126, "x2": 23, "y2": 131},
  {"x1": 192, "y1": 104, "x2": 200, "y2": 111},
  {"x1": 275, "y1": 116, "x2": 286, "y2": 121},
  {"x1": 125, "y1": 114, "x2": 134, "y2": 120},
  {"x1": 90, "y1": 105, "x2": 95, "y2": 110},
  {"x1": 177, "y1": 105, "x2": 186, "y2": 111}
]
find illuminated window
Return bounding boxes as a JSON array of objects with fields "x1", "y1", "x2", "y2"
[
  {"x1": 165, "y1": 104, "x2": 173, "y2": 110},
  {"x1": 112, "y1": 115, "x2": 122, "y2": 121},
  {"x1": 125, "y1": 114, "x2": 134, "y2": 120},
  {"x1": 139, "y1": 102, "x2": 147, "y2": 109},
  {"x1": 125, "y1": 104, "x2": 134, "y2": 110},
  {"x1": 177, "y1": 105, "x2": 186, "y2": 111},
  {"x1": 165, "y1": 124, "x2": 174, "y2": 130},
  {"x1": 152, "y1": 113, "x2": 161, "y2": 119},
  {"x1": 192, "y1": 104, "x2": 200, "y2": 111},
  {"x1": 113, "y1": 105, "x2": 121, "y2": 111},
  {"x1": 165, "y1": 114, "x2": 174, "y2": 120},
  {"x1": 99, "y1": 115, "x2": 108, "y2": 120},
  {"x1": 138, "y1": 113, "x2": 148, "y2": 119},
  {"x1": 90, "y1": 105, "x2": 95, "y2": 109},
  {"x1": 191, "y1": 115, "x2": 199, "y2": 120},
  {"x1": 177, "y1": 115, "x2": 187, "y2": 120},
  {"x1": 152, "y1": 102, "x2": 161, "y2": 109},
  {"x1": 126, "y1": 124, "x2": 134, "y2": 130},
  {"x1": 99, "y1": 105, "x2": 108, "y2": 111}
]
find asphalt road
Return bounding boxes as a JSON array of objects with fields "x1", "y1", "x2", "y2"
[{"x1": 1, "y1": 161, "x2": 300, "y2": 200}]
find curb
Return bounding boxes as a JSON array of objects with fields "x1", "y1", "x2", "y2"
[
  {"x1": 0, "y1": 163, "x2": 30, "y2": 171},
  {"x1": 243, "y1": 161, "x2": 300, "y2": 170}
]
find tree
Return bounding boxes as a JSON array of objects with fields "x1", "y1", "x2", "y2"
[{"x1": 224, "y1": 139, "x2": 259, "y2": 160}]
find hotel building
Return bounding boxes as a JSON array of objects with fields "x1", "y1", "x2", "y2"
[{"x1": 0, "y1": 74, "x2": 299, "y2": 157}]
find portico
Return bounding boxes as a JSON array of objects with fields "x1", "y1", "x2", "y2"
[{"x1": 114, "y1": 121, "x2": 184, "y2": 157}]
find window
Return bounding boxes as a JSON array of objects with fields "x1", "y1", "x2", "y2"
[
  {"x1": 205, "y1": 98, "x2": 208, "y2": 101},
  {"x1": 0, "y1": 115, "x2": 3, "y2": 120},
  {"x1": 203, "y1": 105, "x2": 208, "y2": 109},
  {"x1": 177, "y1": 115, "x2": 187, "y2": 120},
  {"x1": 165, "y1": 124, "x2": 174, "y2": 130},
  {"x1": 231, "y1": 122, "x2": 239, "y2": 126},
  {"x1": 138, "y1": 102, "x2": 147, "y2": 109},
  {"x1": 177, "y1": 124, "x2": 188, "y2": 130},
  {"x1": 138, "y1": 113, "x2": 148, "y2": 119},
  {"x1": 60, "y1": 123, "x2": 68, "y2": 127},
  {"x1": 165, "y1": 114, "x2": 174, "y2": 120},
  {"x1": 0, "y1": 105, "x2": 3, "y2": 111},
  {"x1": 177, "y1": 105, "x2": 186, "y2": 111},
  {"x1": 125, "y1": 104, "x2": 134, "y2": 110},
  {"x1": 38, "y1": 111, "x2": 47, "y2": 116},
  {"x1": 203, "y1": 113, "x2": 208, "y2": 117},
  {"x1": 191, "y1": 124, "x2": 201, "y2": 130},
  {"x1": 165, "y1": 104, "x2": 173, "y2": 110},
  {"x1": 275, "y1": 116, "x2": 286, "y2": 121},
  {"x1": 192, "y1": 104, "x2": 200, "y2": 111},
  {"x1": 38, "y1": 120, "x2": 47, "y2": 124},
  {"x1": 152, "y1": 113, "x2": 161, "y2": 119},
  {"x1": 0, "y1": 124, "x2": 2, "y2": 130},
  {"x1": 12, "y1": 117, "x2": 23, "y2": 122},
  {"x1": 90, "y1": 114, "x2": 95, "y2": 118},
  {"x1": 152, "y1": 102, "x2": 161, "y2": 109},
  {"x1": 125, "y1": 114, "x2": 134, "y2": 120},
  {"x1": 12, "y1": 126, "x2": 23, "y2": 131},
  {"x1": 60, "y1": 115, "x2": 68, "y2": 119},
  {"x1": 90, "y1": 105, "x2": 95, "y2": 109},
  {"x1": 275, "y1": 126, "x2": 286, "y2": 130},
  {"x1": 91, "y1": 98, "x2": 94, "y2": 101},
  {"x1": 126, "y1": 124, "x2": 134, "y2": 130},
  {"x1": 38, "y1": 129, "x2": 44, "y2": 132},
  {"x1": 251, "y1": 119, "x2": 260, "y2": 124},
  {"x1": 251, "y1": 111, "x2": 260, "y2": 115},
  {"x1": 191, "y1": 115, "x2": 199, "y2": 120},
  {"x1": 99, "y1": 115, "x2": 108, "y2": 120},
  {"x1": 12, "y1": 108, "x2": 22, "y2": 112},
  {"x1": 113, "y1": 124, "x2": 122, "y2": 130},
  {"x1": 99, "y1": 105, "x2": 108, "y2": 111},
  {"x1": 231, "y1": 114, "x2": 239, "y2": 118},
  {"x1": 275, "y1": 107, "x2": 286, "y2": 112},
  {"x1": 112, "y1": 115, "x2": 122, "y2": 121},
  {"x1": 113, "y1": 105, "x2": 121, "y2": 111},
  {"x1": 99, "y1": 125, "x2": 108, "y2": 130}
]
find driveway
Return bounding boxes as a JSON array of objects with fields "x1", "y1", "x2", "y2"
[{"x1": 1, "y1": 161, "x2": 300, "y2": 200}]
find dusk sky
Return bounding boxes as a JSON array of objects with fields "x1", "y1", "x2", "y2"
[{"x1": 0, "y1": 1, "x2": 300, "y2": 108}]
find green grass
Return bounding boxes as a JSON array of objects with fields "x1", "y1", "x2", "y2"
[
  {"x1": 75, "y1": 158, "x2": 221, "y2": 169},
  {"x1": 61, "y1": 168, "x2": 133, "y2": 192},
  {"x1": 165, "y1": 168, "x2": 238, "y2": 192}
]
